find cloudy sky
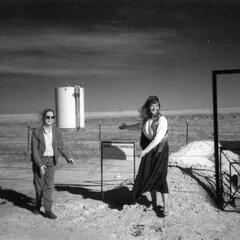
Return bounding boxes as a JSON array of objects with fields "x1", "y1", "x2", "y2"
[{"x1": 0, "y1": 0, "x2": 240, "y2": 114}]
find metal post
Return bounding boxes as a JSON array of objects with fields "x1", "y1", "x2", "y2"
[
  {"x1": 27, "y1": 121, "x2": 30, "y2": 151},
  {"x1": 230, "y1": 160, "x2": 232, "y2": 200},
  {"x1": 74, "y1": 86, "x2": 80, "y2": 130},
  {"x1": 133, "y1": 143, "x2": 136, "y2": 181},
  {"x1": 99, "y1": 122, "x2": 104, "y2": 200},
  {"x1": 212, "y1": 71, "x2": 222, "y2": 209},
  {"x1": 99, "y1": 121, "x2": 101, "y2": 150},
  {"x1": 186, "y1": 120, "x2": 189, "y2": 145}
]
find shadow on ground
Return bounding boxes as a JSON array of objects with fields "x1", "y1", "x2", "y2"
[
  {"x1": 176, "y1": 166, "x2": 217, "y2": 207},
  {"x1": 55, "y1": 183, "x2": 133, "y2": 210},
  {"x1": 55, "y1": 183, "x2": 167, "y2": 217},
  {"x1": 0, "y1": 186, "x2": 34, "y2": 212}
]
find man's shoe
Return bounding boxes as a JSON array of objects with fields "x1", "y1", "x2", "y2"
[{"x1": 44, "y1": 211, "x2": 57, "y2": 219}]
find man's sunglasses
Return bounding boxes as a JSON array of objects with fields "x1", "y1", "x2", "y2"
[{"x1": 45, "y1": 116, "x2": 55, "y2": 119}]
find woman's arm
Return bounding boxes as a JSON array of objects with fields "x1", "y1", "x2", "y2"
[
  {"x1": 119, "y1": 122, "x2": 141, "y2": 131},
  {"x1": 140, "y1": 116, "x2": 168, "y2": 158}
]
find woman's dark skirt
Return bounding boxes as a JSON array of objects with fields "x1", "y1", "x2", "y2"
[{"x1": 132, "y1": 141, "x2": 169, "y2": 201}]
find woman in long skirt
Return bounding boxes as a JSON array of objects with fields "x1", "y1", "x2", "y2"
[{"x1": 119, "y1": 96, "x2": 169, "y2": 216}]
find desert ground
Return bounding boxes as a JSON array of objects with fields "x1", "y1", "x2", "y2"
[{"x1": 1, "y1": 110, "x2": 240, "y2": 240}]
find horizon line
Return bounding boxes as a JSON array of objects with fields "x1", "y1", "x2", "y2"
[{"x1": 1, "y1": 107, "x2": 240, "y2": 118}]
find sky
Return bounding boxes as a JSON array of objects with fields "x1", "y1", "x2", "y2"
[{"x1": 0, "y1": 0, "x2": 240, "y2": 114}]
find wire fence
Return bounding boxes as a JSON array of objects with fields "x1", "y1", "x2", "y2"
[
  {"x1": 0, "y1": 119, "x2": 191, "y2": 156},
  {"x1": 1, "y1": 111, "x2": 240, "y2": 160}
]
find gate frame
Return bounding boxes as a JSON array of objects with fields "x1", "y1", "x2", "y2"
[
  {"x1": 100, "y1": 140, "x2": 136, "y2": 200},
  {"x1": 212, "y1": 69, "x2": 240, "y2": 209}
]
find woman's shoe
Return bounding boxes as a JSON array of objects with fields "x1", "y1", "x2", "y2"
[
  {"x1": 144, "y1": 205, "x2": 154, "y2": 211},
  {"x1": 32, "y1": 207, "x2": 41, "y2": 214},
  {"x1": 157, "y1": 205, "x2": 164, "y2": 210},
  {"x1": 162, "y1": 208, "x2": 169, "y2": 216},
  {"x1": 44, "y1": 211, "x2": 57, "y2": 219}
]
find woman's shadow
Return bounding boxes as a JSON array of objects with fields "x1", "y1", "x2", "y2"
[
  {"x1": 54, "y1": 183, "x2": 166, "y2": 217},
  {"x1": 55, "y1": 183, "x2": 133, "y2": 210},
  {"x1": 0, "y1": 186, "x2": 35, "y2": 212}
]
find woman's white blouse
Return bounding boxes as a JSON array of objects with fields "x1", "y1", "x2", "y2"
[
  {"x1": 142, "y1": 115, "x2": 168, "y2": 155},
  {"x1": 43, "y1": 126, "x2": 54, "y2": 157}
]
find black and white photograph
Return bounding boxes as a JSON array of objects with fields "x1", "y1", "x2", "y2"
[{"x1": 0, "y1": 0, "x2": 240, "y2": 239}]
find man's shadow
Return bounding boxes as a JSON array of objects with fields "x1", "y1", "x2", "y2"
[
  {"x1": 0, "y1": 187, "x2": 35, "y2": 212},
  {"x1": 55, "y1": 183, "x2": 166, "y2": 217}
]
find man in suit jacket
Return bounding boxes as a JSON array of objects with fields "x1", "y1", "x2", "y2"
[{"x1": 31, "y1": 108, "x2": 74, "y2": 219}]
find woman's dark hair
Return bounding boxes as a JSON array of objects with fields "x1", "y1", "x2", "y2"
[
  {"x1": 41, "y1": 108, "x2": 55, "y2": 123},
  {"x1": 139, "y1": 96, "x2": 160, "y2": 119}
]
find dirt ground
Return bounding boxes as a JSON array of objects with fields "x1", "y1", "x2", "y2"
[{"x1": 1, "y1": 148, "x2": 240, "y2": 240}]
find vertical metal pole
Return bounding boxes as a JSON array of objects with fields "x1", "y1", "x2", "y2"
[
  {"x1": 101, "y1": 142, "x2": 104, "y2": 200},
  {"x1": 133, "y1": 142, "x2": 136, "y2": 181},
  {"x1": 74, "y1": 85, "x2": 80, "y2": 130},
  {"x1": 186, "y1": 120, "x2": 189, "y2": 145},
  {"x1": 99, "y1": 122, "x2": 104, "y2": 200},
  {"x1": 27, "y1": 121, "x2": 30, "y2": 151},
  {"x1": 212, "y1": 71, "x2": 222, "y2": 209},
  {"x1": 220, "y1": 148, "x2": 223, "y2": 205},
  {"x1": 230, "y1": 161, "x2": 232, "y2": 200}
]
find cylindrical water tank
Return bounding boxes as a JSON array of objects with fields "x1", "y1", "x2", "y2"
[{"x1": 55, "y1": 85, "x2": 85, "y2": 129}]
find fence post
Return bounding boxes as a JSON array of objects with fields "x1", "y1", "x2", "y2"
[
  {"x1": 27, "y1": 121, "x2": 30, "y2": 151},
  {"x1": 99, "y1": 121, "x2": 104, "y2": 200},
  {"x1": 186, "y1": 120, "x2": 189, "y2": 145}
]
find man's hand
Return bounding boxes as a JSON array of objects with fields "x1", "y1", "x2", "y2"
[
  {"x1": 40, "y1": 165, "x2": 46, "y2": 176},
  {"x1": 68, "y1": 158, "x2": 75, "y2": 165}
]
